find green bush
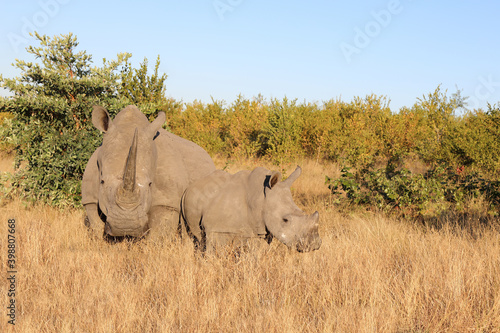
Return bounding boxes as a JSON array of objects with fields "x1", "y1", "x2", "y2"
[
  {"x1": 326, "y1": 163, "x2": 500, "y2": 218},
  {"x1": 300, "y1": 99, "x2": 340, "y2": 162},
  {"x1": 170, "y1": 99, "x2": 227, "y2": 155},
  {"x1": 334, "y1": 95, "x2": 390, "y2": 167},
  {"x1": 448, "y1": 104, "x2": 500, "y2": 175},
  {"x1": 403, "y1": 86, "x2": 466, "y2": 164},
  {"x1": 259, "y1": 98, "x2": 306, "y2": 165},
  {"x1": 224, "y1": 95, "x2": 268, "y2": 158}
]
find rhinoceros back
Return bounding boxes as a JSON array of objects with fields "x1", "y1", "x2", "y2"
[{"x1": 152, "y1": 129, "x2": 215, "y2": 208}]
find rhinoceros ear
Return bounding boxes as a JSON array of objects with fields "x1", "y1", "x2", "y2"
[
  {"x1": 267, "y1": 171, "x2": 281, "y2": 189},
  {"x1": 92, "y1": 106, "x2": 112, "y2": 133},
  {"x1": 148, "y1": 112, "x2": 166, "y2": 137}
]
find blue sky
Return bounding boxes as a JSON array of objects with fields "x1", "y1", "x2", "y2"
[{"x1": 1, "y1": 0, "x2": 499, "y2": 112}]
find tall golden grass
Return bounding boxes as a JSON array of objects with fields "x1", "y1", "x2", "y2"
[{"x1": 1, "y1": 158, "x2": 500, "y2": 332}]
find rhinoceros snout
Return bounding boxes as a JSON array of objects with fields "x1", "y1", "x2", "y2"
[
  {"x1": 296, "y1": 211, "x2": 321, "y2": 252},
  {"x1": 104, "y1": 217, "x2": 149, "y2": 237},
  {"x1": 296, "y1": 236, "x2": 322, "y2": 252}
]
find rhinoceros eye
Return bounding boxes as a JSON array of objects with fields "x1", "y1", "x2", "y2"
[
  {"x1": 100, "y1": 179, "x2": 105, "y2": 185},
  {"x1": 283, "y1": 218, "x2": 289, "y2": 223}
]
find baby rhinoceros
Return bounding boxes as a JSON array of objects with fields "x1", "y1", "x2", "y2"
[{"x1": 180, "y1": 166, "x2": 321, "y2": 252}]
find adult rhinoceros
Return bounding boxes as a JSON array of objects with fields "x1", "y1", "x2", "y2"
[
  {"x1": 82, "y1": 105, "x2": 215, "y2": 239},
  {"x1": 181, "y1": 166, "x2": 322, "y2": 252}
]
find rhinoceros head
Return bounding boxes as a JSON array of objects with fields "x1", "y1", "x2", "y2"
[
  {"x1": 92, "y1": 105, "x2": 165, "y2": 237},
  {"x1": 262, "y1": 166, "x2": 322, "y2": 252}
]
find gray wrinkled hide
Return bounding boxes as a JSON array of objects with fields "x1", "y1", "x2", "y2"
[
  {"x1": 82, "y1": 105, "x2": 215, "y2": 239},
  {"x1": 181, "y1": 166, "x2": 321, "y2": 252}
]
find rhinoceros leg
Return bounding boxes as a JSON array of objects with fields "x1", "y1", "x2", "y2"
[
  {"x1": 147, "y1": 206, "x2": 180, "y2": 241},
  {"x1": 84, "y1": 203, "x2": 105, "y2": 239},
  {"x1": 206, "y1": 233, "x2": 270, "y2": 255}
]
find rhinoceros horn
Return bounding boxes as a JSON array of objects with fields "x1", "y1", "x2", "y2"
[
  {"x1": 283, "y1": 166, "x2": 302, "y2": 187},
  {"x1": 122, "y1": 128, "x2": 138, "y2": 193}
]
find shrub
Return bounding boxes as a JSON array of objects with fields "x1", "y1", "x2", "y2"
[
  {"x1": 323, "y1": 95, "x2": 391, "y2": 168},
  {"x1": 449, "y1": 104, "x2": 500, "y2": 175},
  {"x1": 326, "y1": 163, "x2": 500, "y2": 219},
  {"x1": 260, "y1": 97, "x2": 305, "y2": 166},
  {"x1": 300, "y1": 99, "x2": 340, "y2": 162},
  {"x1": 169, "y1": 99, "x2": 227, "y2": 155},
  {"x1": 224, "y1": 95, "x2": 268, "y2": 159},
  {"x1": 404, "y1": 86, "x2": 466, "y2": 164}
]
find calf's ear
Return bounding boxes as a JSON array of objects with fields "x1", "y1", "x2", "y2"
[
  {"x1": 265, "y1": 171, "x2": 281, "y2": 190},
  {"x1": 92, "y1": 106, "x2": 112, "y2": 132},
  {"x1": 270, "y1": 172, "x2": 280, "y2": 188}
]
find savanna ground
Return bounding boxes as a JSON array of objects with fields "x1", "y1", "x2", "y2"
[{"x1": 1, "y1": 153, "x2": 500, "y2": 332}]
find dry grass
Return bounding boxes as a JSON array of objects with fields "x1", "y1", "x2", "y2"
[
  {"x1": 0, "y1": 151, "x2": 15, "y2": 174},
  {"x1": 1, "y1": 158, "x2": 500, "y2": 332}
]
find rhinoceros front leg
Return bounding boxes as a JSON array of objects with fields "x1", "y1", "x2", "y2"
[
  {"x1": 147, "y1": 206, "x2": 181, "y2": 241},
  {"x1": 84, "y1": 203, "x2": 105, "y2": 239}
]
